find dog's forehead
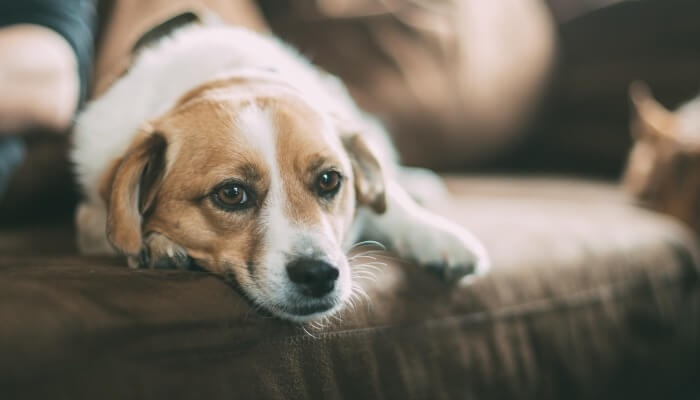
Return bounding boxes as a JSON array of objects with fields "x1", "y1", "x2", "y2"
[
  {"x1": 161, "y1": 89, "x2": 348, "y2": 172},
  {"x1": 151, "y1": 88, "x2": 355, "y2": 210}
]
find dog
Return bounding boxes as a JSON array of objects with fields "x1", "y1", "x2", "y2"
[{"x1": 71, "y1": 23, "x2": 489, "y2": 322}]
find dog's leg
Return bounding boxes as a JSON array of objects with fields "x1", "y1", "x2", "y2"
[
  {"x1": 355, "y1": 179, "x2": 490, "y2": 281},
  {"x1": 76, "y1": 202, "x2": 115, "y2": 255},
  {"x1": 397, "y1": 166, "x2": 450, "y2": 208},
  {"x1": 76, "y1": 202, "x2": 192, "y2": 269}
]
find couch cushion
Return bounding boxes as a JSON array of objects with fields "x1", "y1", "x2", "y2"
[{"x1": 0, "y1": 176, "x2": 698, "y2": 399}]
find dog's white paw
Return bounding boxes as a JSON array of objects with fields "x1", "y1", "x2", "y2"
[
  {"x1": 398, "y1": 167, "x2": 450, "y2": 208},
  {"x1": 395, "y1": 221, "x2": 490, "y2": 282},
  {"x1": 76, "y1": 202, "x2": 116, "y2": 255},
  {"x1": 126, "y1": 232, "x2": 192, "y2": 269}
]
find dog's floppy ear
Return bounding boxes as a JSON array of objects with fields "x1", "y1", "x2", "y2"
[
  {"x1": 99, "y1": 128, "x2": 168, "y2": 256},
  {"x1": 341, "y1": 133, "x2": 386, "y2": 214}
]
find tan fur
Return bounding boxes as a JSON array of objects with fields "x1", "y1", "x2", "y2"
[
  {"x1": 102, "y1": 78, "x2": 377, "y2": 291},
  {"x1": 341, "y1": 134, "x2": 386, "y2": 213},
  {"x1": 629, "y1": 81, "x2": 678, "y2": 140},
  {"x1": 102, "y1": 129, "x2": 168, "y2": 255},
  {"x1": 142, "y1": 95, "x2": 273, "y2": 281}
]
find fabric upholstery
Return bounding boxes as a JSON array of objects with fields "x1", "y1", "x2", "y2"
[{"x1": 1, "y1": 176, "x2": 698, "y2": 399}]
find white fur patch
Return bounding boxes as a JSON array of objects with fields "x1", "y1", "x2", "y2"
[{"x1": 236, "y1": 105, "x2": 292, "y2": 287}]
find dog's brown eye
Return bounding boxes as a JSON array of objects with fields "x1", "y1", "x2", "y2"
[
  {"x1": 214, "y1": 183, "x2": 248, "y2": 209},
  {"x1": 317, "y1": 171, "x2": 341, "y2": 196}
]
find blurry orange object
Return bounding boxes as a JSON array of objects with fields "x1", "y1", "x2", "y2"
[{"x1": 623, "y1": 81, "x2": 700, "y2": 233}]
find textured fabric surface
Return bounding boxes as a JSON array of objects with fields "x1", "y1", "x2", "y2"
[{"x1": 1, "y1": 176, "x2": 698, "y2": 399}]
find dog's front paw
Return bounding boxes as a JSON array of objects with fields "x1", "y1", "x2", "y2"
[
  {"x1": 76, "y1": 202, "x2": 116, "y2": 255},
  {"x1": 126, "y1": 232, "x2": 193, "y2": 269},
  {"x1": 395, "y1": 222, "x2": 490, "y2": 282}
]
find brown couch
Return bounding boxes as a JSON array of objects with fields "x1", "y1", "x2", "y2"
[{"x1": 1, "y1": 1, "x2": 700, "y2": 399}]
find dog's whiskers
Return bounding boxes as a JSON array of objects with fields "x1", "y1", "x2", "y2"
[
  {"x1": 331, "y1": 313, "x2": 344, "y2": 324},
  {"x1": 351, "y1": 265, "x2": 379, "y2": 277},
  {"x1": 351, "y1": 263, "x2": 382, "y2": 273},
  {"x1": 349, "y1": 282, "x2": 372, "y2": 314},
  {"x1": 301, "y1": 325, "x2": 319, "y2": 338},
  {"x1": 348, "y1": 254, "x2": 379, "y2": 262},
  {"x1": 352, "y1": 269, "x2": 377, "y2": 279},
  {"x1": 351, "y1": 252, "x2": 401, "y2": 265},
  {"x1": 358, "y1": 262, "x2": 385, "y2": 269},
  {"x1": 348, "y1": 240, "x2": 387, "y2": 251}
]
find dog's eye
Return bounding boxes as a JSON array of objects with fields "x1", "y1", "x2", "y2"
[
  {"x1": 212, "y1": 183, "x2": 249, "y2": 210},
  {"x1": 316, "y1": 170, "x2": 342, "y2": 197}
]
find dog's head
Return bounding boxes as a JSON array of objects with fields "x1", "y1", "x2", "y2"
[{"x1": 100, "y1": 76, "x2": 385, "y2": 321}]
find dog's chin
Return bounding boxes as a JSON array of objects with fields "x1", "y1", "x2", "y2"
[
  {"x1": 224, "y1": 274, "x2": 350, "y2": 322},
  {"x1": 272, "y1": 301, "x2": 344, "y2": 323},
  {"x1": 247, "y1": 291, "x2": 348, "y2": 323}
]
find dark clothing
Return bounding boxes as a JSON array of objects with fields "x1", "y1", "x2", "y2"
[
  {"x1": 0, "y1": 0, "x2": 96, "y2": 200},
  {"x1": 0, "y1": 136, "x2": 24, "y2": 200}
]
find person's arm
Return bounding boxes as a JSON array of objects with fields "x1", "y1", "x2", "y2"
[
  {"x1": 0, "y1": 24, "x2": 79, "y2": 133},
  {"x1": 0, "y1": 0, "x2": 96, "y2": 134}
]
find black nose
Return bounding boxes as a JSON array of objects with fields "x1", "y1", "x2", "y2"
[{"x1": 286, "y1": 258, "x2": 339, "y2": 298}]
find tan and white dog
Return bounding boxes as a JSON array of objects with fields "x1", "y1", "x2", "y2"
[{"x1": 72, "y1": 24, "x2": 489, "y2": 322}]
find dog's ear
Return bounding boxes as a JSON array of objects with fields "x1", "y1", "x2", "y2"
[
  {"x1": 99, "y1": 128, "x2": 168, "y2": 256},
  {"x1": 341, "y1": 133, "x2": 386, "y2": 214}
]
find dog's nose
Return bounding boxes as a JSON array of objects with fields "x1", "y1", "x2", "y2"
[{"x1": 286, "y1": 258, "x2": 339, "y2": 298}]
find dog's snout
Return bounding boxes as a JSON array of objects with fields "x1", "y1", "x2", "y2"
[{"x1": 286, "y1": 258, "x2": 339, "y2": 297}]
